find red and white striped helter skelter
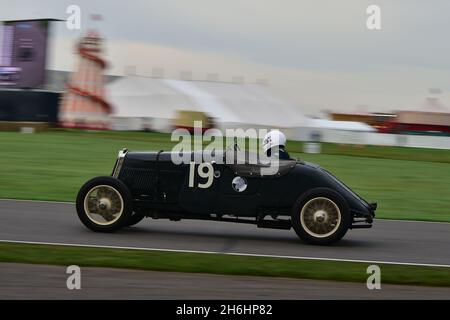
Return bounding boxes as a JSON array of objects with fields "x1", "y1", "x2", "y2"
[{"x1": 59, "y1": 30, "x2": 111, "y2": 129}]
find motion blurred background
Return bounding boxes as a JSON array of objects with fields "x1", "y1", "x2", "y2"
[{"x1": 0, "y1": 0, "x2": 450, "y2": 222}]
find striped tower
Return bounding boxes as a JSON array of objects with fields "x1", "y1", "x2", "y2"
[{"x1": 59, "y1": 30, "x2": 111, "y2": 129}]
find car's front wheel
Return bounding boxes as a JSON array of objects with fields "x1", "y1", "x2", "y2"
[
  {"x1": 291, "y1": 188, "x2": 351, "y2": 245},
  {"x1": 76, "y1": 176, "x2": 133, "y2": 232}
]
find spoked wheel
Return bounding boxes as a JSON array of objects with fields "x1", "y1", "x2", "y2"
[
  {"x1": 76, "y1": 176, "x2": 133, "y2": 232},
  {"x1": 292, "y1": 188, "x2": 350, "y2": 245},
  {"x1": 301, "y1": 197, "x2": 341, "y2": 238},
  {"x1": 84, "y1": 185, "x2": 124, "y2": 225}
]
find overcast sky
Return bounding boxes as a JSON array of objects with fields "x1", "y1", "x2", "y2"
[{"x1": 1, "y1": 0, "x2": 450, "y2": 116}]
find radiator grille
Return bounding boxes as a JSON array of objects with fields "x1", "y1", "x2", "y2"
[{"x1": 119, "y1": 167, "x2": 157, "y2": 194}]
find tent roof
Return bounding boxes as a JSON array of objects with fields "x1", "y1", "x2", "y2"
[
  {"x1": 305, "y1": 119, "x2": 376, "y2": 132},
  {"x1": 107, "y1": 76, "x2": 306, "y2": 128}
]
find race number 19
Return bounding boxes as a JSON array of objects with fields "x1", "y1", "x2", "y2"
[{"x1": 189, "y1": 162, "x2": 214, "y2": 189}]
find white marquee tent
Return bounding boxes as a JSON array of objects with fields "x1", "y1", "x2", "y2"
[
  {"x1": 107, "y1": 76, "x2": 307, "y2": 132},
  {"x1": 106, "y1": 75, "x2": 378, "y2": 144}
]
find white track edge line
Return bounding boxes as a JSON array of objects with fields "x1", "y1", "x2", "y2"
[{"x1": 1, "y1": 239, "x2": 449, "y2": 268}]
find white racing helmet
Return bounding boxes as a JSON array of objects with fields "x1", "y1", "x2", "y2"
[{"x1": 262, "y1": 130, "x2": 287, "y2": 153}]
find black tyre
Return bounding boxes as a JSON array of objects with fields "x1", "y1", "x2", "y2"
[
  {"x1": 125, "y1": 212, "x2": 146, "y2": 227},
  {"x1": 291, "y1": 188, "x2": 351, "y2": 245},
  {"x1": 76, "y1": 176, "x2": 133, "y2": 232}
]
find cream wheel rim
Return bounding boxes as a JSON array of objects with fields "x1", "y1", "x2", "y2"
[
  {"x1": 300, "y1": 197, "x2": 341, "y2": 238},
  {"x1": 84, "y1": 185, "x2": 124, "y2": 226}
]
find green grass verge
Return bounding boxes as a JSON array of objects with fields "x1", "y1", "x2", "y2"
[
  {"x1": 0, "y1": 242, "x2": 449, "y2": 287},
  {"x1": 288, "y1": 141, "x2": 450, "y2": 164},
  {"x1": 1, "y1": 129, "x2": 450, "y2": 222}
]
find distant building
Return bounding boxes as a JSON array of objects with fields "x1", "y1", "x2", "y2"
[
  {"x1": 379, "y1": 97, "x2": 450, "y2": 136},
  {"x1": 330, "y1": 112, "x2": 396, "y2": 130}
]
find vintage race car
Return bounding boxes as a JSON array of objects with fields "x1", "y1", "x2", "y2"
[{"x1": 76, "y1": 148, "x2": 376, "y2": 245}]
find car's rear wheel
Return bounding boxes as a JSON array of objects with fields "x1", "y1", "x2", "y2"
[
  {"x1": 291, "y1": 188, "x2": 350, "y2": 245},
  {"x1": 76, "y1": 176, "x2": 133, "y2": 232}
]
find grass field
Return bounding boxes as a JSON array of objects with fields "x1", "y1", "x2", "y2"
[
  {"x1": 1, "y1": 129, "x2": 450, "y2": 222},
  {"x1": 1, "y1": 242, "x2": 449, "y2": 287}
]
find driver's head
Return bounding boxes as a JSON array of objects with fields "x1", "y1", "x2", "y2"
[{"x1": 262, "y1": 130, "x2": 287, "y2": 156}]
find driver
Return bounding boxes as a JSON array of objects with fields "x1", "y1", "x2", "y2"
[{"x1": 262, "y1": 130, "x2": 291, "y2": 160}]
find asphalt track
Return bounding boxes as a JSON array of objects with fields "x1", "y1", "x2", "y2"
[
  {"x1": 2, "y1": 263, "x2": 449, "y2": 299},
  {"x1": 0, "y1": 200, "x2": 449, "y2": 266}
]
